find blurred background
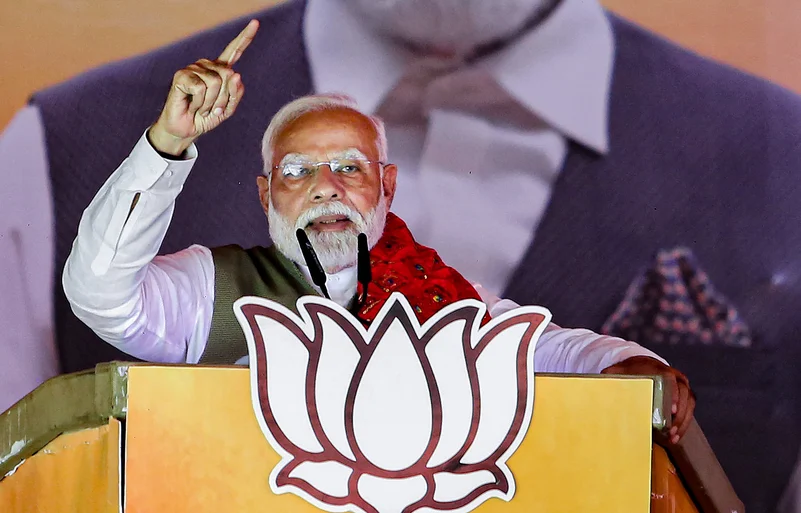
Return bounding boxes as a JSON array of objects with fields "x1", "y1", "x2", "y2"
[
  {"x1": 1, "y1": 0, "x2": 800, "y2": 130},
  {"x1": 2, "y1": 2, "x2": 800, "y2": 511}
]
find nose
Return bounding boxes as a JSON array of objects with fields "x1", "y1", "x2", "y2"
[{"x1": 309, "y1": 165, "x2": 345, "y2": 203}]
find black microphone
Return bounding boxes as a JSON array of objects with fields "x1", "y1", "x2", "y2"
[
  {"x1": 357, "y1": 233, "x2": 372, "y2": 286},
  {"x1": 296, "y1": 229, "x2": 330, "y2": 299},
  {"x1": 354, "y1": 233, "x2": 372, "y2": 313}
]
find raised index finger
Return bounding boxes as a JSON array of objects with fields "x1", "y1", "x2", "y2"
[{"x1": 218, "y1": 19, "x2": 259, "y2": 66}]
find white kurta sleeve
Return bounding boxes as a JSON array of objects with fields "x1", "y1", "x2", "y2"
[
  {"x1": 62, "y1": 130, "x2": 215, "y2": 364},
  {"x1": 473, "y1": 284, "x2": 668, "y2": 374}
]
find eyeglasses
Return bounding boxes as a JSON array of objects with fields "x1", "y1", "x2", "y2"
[{"x1": 274, "y1": 159, "x2": 384, "y2": 179}]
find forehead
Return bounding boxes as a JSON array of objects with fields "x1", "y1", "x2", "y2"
[{"x1": 273, "y1": 107, "x2": 378, "y2": 160}]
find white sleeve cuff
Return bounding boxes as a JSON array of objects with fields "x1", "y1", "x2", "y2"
[{"x1": 115, "y1": 129, "x2": 197, "y2": 192}]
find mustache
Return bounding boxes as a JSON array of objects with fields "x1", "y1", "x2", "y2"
[{"x1": 295, "y1": 202, "x2": 365, "y2": 230}]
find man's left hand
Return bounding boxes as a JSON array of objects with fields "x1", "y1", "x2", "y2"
[{"x1": 601, "y1": 356, "x2": 696, "y2": 444}]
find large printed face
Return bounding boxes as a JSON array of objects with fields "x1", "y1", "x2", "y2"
[
  {"x1": 258, "y1": 108, "x2": 397, "y2": 273},
  {"x1": 343, "y1": 0, "x2": 553, "y2": 56}
]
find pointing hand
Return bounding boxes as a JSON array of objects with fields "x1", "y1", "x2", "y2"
[{"x1": 148, "y1": 19, "x2": 259, "y2": 156}]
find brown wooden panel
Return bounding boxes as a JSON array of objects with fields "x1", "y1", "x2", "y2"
[{"x1": 658, "y1": 421, "x2": 745, "y2": 513}]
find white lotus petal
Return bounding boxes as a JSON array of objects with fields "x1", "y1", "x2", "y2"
[
  {"x1": 425, "y1": 320, "x2": 474, "y2": 468},
  {"x1": 257, "y1": 316, "x2": 323, "y2": 453},
  {"x1": 462, "y1": 323, "x2": 531, "y2": 464},
  {"x1": 432, "y1": 470, "x2": 496, "y2": 502},
  {"x1": 358, "y1": 474, "x2": 427, "y2": 512},
  {"x1": 287, "y1": 460, "x2": 353, "y2": 498},
  {"x1": 353, "y1": 319, "x2": 432, "y2": 471},
  {"x1": 315, "y1": 316, "x2": 360, "y2": 460}
]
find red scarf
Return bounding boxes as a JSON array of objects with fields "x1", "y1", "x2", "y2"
[{"x1": 357, "y1": 213, "x2": 491, "y2": 326}]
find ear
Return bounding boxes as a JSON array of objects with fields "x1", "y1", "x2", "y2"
[
  {"x1": 256, "y1": 175, "x2": 270, "y2": 216},
  {"x1": 381, "y1": 164, "x2": 398, "y2": 209}
]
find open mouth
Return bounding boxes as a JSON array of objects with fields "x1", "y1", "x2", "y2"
[{"x1": 307, "y1": 215, "x2": 352, "y2": 231}]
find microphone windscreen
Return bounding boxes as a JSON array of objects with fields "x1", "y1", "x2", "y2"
[
  {"x1": 296, "y1": 229, "x2": 327, "y2": 286},
  {"x1": 357, "y1": 233, "x2": 372, "y2": 284}
]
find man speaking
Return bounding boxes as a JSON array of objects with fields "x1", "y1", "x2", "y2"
[{"x1": 62, "y1": 21, "x2": 694, "y2": 442}]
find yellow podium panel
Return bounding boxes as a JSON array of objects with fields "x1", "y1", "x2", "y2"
[
  {"x1": 0, "y1": 419, "x2": 120, "y2": 513},
  {"x1": 124, "y1": 367, "x2": 653, "y2": 512}
]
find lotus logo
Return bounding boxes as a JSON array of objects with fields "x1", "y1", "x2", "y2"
[{"x1": 234, "y1": 293, "x2": 550, "y2": 513}]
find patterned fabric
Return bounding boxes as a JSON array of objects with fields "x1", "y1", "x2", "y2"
[
  {"x1": 358, "y1": 213, "x2": 491, "y2": 326},
  {"x1": 601, "y1": 247, "x2": 753, "y2": 347}
]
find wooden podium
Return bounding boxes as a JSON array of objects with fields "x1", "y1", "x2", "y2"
[{"x1": 0, "y1": 363, "x2": 742, "y2": 512}]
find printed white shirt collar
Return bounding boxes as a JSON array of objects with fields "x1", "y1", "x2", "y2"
[{"x1": 304, "y1": 0, "x2": 614, "y2": 154}]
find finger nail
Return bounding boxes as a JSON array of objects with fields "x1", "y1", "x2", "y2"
[
  {"x1": 672, "y1": 435, "x2": 679, "y2": 444},
  {"x1": 670, "y1": 427, "x2": 677, "y2": 435},
  {"x1": 213, "y1": 107, "x2": 223, "y2": 116},
  {"x1": 672, "y1": 404, "x2": 677, "y2": 414}
]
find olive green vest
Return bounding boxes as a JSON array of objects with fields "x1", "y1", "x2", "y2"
[{"x1": 199, "y1": 244, "x2": 319, "y2": 364}]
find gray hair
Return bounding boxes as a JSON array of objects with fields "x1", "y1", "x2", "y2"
[{"x1": 260, "y1": 93, "x2": 388, "y2": 176}]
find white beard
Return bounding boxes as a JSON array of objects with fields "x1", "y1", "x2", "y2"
[
  {"x1": 268, "y1": 196, "x2": 389, "y2": 274},
  {"x1": 343, "y1": 0, "x2": 552, "y2": 56}
]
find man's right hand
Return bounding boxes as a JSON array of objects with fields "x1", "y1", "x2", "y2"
[{"x1": 148, "y1": 19, "x2": 259, "y2": 157}]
